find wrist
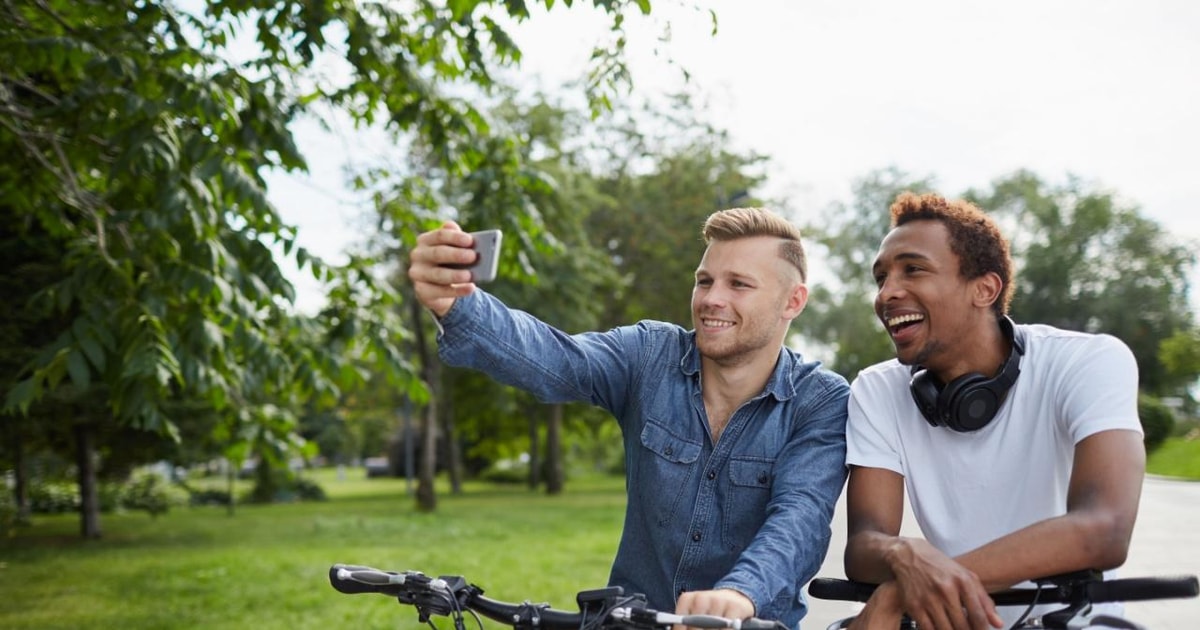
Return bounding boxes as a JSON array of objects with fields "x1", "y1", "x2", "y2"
[
  {"x1": 719, "y1": 588, "x2": 756, "y2": 615},
  {"x1": 882, "y1": 537, "x2": 913, "y2": 576},
  {"x1": 871, "y1": 580, "x2": 903, "y2": 612}
]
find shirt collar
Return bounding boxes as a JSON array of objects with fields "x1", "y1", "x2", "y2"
[{"x1": 681, "y1": 334, "x2": 799, "y2": 402}]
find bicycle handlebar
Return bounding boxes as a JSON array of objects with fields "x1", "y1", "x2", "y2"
[
  {"x1": 807, "y1": 572, "x2": 1200, "y2": 606},
  {"x1": 330, "y1": 564, "x2": 788, "y2": 630}
]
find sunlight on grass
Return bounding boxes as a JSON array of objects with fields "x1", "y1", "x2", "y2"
[
  {"x1": 1147, "y1": 436, "x2": 1200, "y2": 480},
  {"x1": 0, "y1": 470, "x2": 627, "y2": 630}
]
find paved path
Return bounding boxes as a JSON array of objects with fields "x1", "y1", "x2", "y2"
[{"x1": 802, "y1": 476, "x2": 1200, "y2": 629}]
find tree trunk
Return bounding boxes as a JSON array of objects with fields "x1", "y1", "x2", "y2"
[
  {"x1": 7, "y1": 424, "x2": 31, "y2": 525},
  {"x1": 546, "y1": 404, "x2": 565, "y2": 495},
  {"x1": 409, "y1": 297, "x2": 439, "y2": 512},
  {"x1": 416, "y1": 398, "x2": 438, "y2": 511},
  {"x1": 226, "y1": 459, "x2": 236, "y2": 516},
  {"x1": 75, "y1": 423, "x2": 102, "y2": 539},
  {"x1": 527, "y1": 402, "x2": 541, "y2": 490},
  {"x1": 442, "y1": 389, "x2": 464, "y2": 494}
]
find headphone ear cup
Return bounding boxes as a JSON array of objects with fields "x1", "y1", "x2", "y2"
[
  {"x1": 939, "y1": 373, "x2": 994, "y2": 432},
  {"x1": 909, "y1": 369, "x2": 943, "y2": 428}
]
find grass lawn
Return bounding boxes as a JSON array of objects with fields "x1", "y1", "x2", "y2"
[
  {"x1": 1147, "y1": 436, "x2": 1200, "y2": 480},
  {"x1": 0, "y1": 470, "x2": 627, "y2": 630}
]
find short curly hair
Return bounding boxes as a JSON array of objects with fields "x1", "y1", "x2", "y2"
[
  {"x1": 890, "y1": 192, "x2": 1014, "y2": 315},
  {"x1": 703, "y1": 207, "x2": 807, "y2": 282}
]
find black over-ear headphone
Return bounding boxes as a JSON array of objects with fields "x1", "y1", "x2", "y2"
[{"x1": 909, "y1": 316, "x2": 1025, "y2": 432}]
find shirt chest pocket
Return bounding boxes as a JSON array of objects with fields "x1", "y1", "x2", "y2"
[
  {"x1": 722, "y1": 456, "x2": 774, "y2": 551},
  {"x1": 639, "y1": 421, "x2": 702, "y2": 526}
]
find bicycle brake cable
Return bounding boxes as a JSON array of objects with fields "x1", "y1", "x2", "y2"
[{"x1": 1006, "y1": 582, "x2": 1044, "y2": 630}]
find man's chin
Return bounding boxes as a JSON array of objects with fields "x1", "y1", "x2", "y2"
[{"x1": 696, "y1": 339, "x2": 734, "y2": 362}]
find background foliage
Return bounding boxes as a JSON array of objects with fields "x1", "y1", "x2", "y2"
[{"x1": 1, "y1": 0, "x2": 1197, "y2": 542}]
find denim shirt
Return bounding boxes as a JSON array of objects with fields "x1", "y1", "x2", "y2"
[{"x1": 437, "y1": 291, "x2": 849, "y2": 629}]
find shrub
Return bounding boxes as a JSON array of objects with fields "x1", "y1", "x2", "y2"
[
  {"x1": 1139, "y1": 394, "x2": 1176, "y2": 453},
  {"x1": 294, "y1": 477, "x2": 327, "y2": 501},
  {"x1": 478, "y1": 462, "x2": 529, "y2": 485},
  {"x1": 28, "y1": 481, "x2": 79, "y2": 514},
  {"x1": 244, "y1": 466, "x2": 327, "y2": 504},
  {"x1": 121, "y1": 472, "x2": 187, "y2": 517},
  {"x1": 187, "y1": 488, "x2": 233, "y2": 506}
]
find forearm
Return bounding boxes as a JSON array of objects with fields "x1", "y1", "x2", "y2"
[
  {"x1": 849, "y1": 510, "x2": 1133, "y2": 592},
  {"x1": 961, "y1": 430, "x2": 1143, "y2": 590},
  {"x1": 957, "y1": 510, "x2": 1135, "y2": 590},
  {"x1": 437, "y1": 291, "x2": 615, "y2": 404},
  {"x1": 845, "y1": 531, "x2": 908, "y2": 584}
]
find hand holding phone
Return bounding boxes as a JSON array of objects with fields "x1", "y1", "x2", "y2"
[{"x1": 445, "y1": 229, "x2": 502, "y2": 283}]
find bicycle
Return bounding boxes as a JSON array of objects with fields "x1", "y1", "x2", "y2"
[
  {"x1": 330, "y1": 563, "x2": 789, "y2": 630},
  {"x1": 806, "y1": 569, "x2": 1198, "y2": 629}
]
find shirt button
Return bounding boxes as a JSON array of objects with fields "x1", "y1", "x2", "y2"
[
  {"x1": 664, "y1": 446, "x2": 673, "y2": 456},
  {"x1": 692, "y1": 531, "x2": 702, "y2": 542},
  {"x1": 757, "y1": 472, "x2": 769, "y2": 485},
  {"x1": 707, "y1": 471, "x2": 716, "y2": 480}
]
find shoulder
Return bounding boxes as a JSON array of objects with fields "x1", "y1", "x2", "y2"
[
  {"x1": 618, "y1": 319, "x2": 693, "y2": 353},
  {"x1": 850, "y1": 358, "x2": 911, "y2": 394},
  {"x1": 780, "y1": 347, "x2": 850, "y2": 395},
  {"x1": 1019, "y1": 323, "x2": 1136, "y2": 368}
]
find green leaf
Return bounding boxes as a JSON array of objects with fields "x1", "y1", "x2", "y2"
[
  {"x1": 3, "y1": 378, "x2": 39, "y2": 415},
  {"x1": 66, "y1": 349, "x2": 92, "y2": 389}
]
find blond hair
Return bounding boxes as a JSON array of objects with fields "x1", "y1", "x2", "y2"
[{"x1": 702, "y1": 207, "x2": 807, "y2": 282}]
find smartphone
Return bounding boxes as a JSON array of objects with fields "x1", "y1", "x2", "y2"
[{"x1": 446, "y1": 229, "x2": 502, "y2": 283}]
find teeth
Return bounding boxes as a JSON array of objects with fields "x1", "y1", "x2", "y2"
[
  {"x1": 886, "y1": 313, "x2": 924, "y2": 328},
  {"x1": 702, "y1": 319, "x2": 735, "y2": 328}
]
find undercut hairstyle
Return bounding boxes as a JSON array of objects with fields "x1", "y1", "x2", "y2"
[
  {"x1": 889, "y1": 192, "x2": 1014, "y2": 316},
  {"x1": 702, "y1": 207, "x2": 808, "y2": 283}
]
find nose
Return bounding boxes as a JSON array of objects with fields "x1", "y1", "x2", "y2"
[
  {"x1": 696, "y1": 283, "x2": 729, "y2": 309},
  {"x1": 876, "y1": 273, "x2": 906, "y2": 303}
]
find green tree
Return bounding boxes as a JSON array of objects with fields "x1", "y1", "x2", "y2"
[
  {"x1": 967, "y1": 171, "x2": 1198, "y2": 393},
  {"x1": 1, "y1": 0, "x2": 675, "y2": 531},
  {"x1": 585, "y1": 93, "x2": 770, "y2": 329},
  {"x1": 1159, "y1": 329, "x2": 1200, "y2": 411}
]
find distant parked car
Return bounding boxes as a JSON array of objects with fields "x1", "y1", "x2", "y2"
[{"x1": 364, "y1": 457, "x2": 391, "y2": 478}]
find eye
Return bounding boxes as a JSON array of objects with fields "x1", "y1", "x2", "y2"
[
  {"x1": 695, "y1": 277, "x2": 712, "y2": 288},
  {"x1": 873, "y1": 272, "x2": 886, "y2": 287}
]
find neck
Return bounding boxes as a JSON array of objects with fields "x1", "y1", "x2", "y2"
[
  {"x1": 701, "y1": 348, "x2": 780, "y2": 408},
  {"x1": 934, "y1": 319, "x2": 1011, "y2": 383}
]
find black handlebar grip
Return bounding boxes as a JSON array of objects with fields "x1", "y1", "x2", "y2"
[
  {"x1": 330, "y1": 564, "x2": 392, "y2": 595},
  {"x1": 807, "y1": 578, "x2": 877, "y2": 603},
  {"x1": 1087, "y1": 575, "x2": 1200, "y2": 604}
]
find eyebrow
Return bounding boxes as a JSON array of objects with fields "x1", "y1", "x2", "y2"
[
  {"x1": 695, "y1": 269, "x2": 758, "y2": 283},
  {"x1": 872, "y1": 251, "x2": 930, "y2": 274}
]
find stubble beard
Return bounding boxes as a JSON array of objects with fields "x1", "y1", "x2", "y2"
[
  {"x1": 697, "y1": 322, "x2": 778, "y2": 367},
  {"x1": 899, "y1": 337, "x2": 944, "y2": 368}
]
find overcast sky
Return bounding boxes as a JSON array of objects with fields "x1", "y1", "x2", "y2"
[{"x1": 270, "y1": 0, "x2": 1199, "y2": 313}]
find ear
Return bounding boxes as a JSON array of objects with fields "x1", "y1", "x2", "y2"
[
  {"x1": 783, "y1": 282, "x2": 809, "y2": 320},
  {"x1": 972, "y1": 272, "x2": 1003, "y2": 309}
]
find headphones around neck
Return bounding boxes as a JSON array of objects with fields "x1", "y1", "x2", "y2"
[{"x1": 909, "y1": 316, "x2": 1025, "y2": 432}]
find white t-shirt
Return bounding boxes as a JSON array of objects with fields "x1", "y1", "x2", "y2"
[{"x1": 847, "y1": 323, "x2": 1142, "y2": 623}]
